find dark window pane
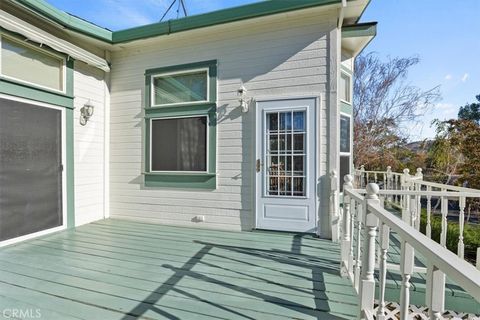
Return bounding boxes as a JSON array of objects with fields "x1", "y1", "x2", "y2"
[
  {"x1": 293, "y1": 111, "x2": 305, "y2": 131},
  {"x1": 293, "y1": 134, "x2": 304, "y2": 153},
  {"x1": 151, "y1": 116, "x2": 207, "y2": 171},
  {"x1": 340, "y1": 155, "x2": 351, "y2": 191},
  {"x1": 340, "y1": 115, "x2": 351, "y2": 153},
  {"x1": 268, "y1": 113, "x2": 278, "y2": 131}
]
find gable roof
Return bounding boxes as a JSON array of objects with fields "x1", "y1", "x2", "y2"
[{"x1": 9, "y1": 0, "x2": 358, "y2": 44}]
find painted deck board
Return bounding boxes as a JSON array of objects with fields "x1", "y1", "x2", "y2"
[{"x1": 0, "y1": 219, "x2": 358, "y2": 320}]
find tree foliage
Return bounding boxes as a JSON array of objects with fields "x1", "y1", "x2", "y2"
[
  {"x1": 458, "y1": 94, "x2": 480, "y2": 124},
  {"x1": 353, "y1": 53, "x2": 441, "y2": 169}
]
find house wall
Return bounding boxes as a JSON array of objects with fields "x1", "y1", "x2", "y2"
[
  {"x1": 109, "y1": 8, "x2": 338, "y2": 233},
  {"x1": 73, "y1": 61, "x2": 108, "y2": 226}
]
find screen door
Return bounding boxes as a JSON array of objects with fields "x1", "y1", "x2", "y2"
[
  {"x1": 0, "y1": 97, "x2": 63, "y2": 242},
  {"x1": 255, "y1": 98, "x2": 317, "y2": 233}
]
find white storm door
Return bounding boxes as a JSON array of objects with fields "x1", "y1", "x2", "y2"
[{"x1": 255, "y1": 98, "x2": 317, "y2": 233}]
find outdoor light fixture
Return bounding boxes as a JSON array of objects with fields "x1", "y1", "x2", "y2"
[
  {"x1": 80, "y1": 101, "x2": 94, "y2": 126},
  {"x1": 237, "y1": 85, "x2": 249, "y2": 113}
]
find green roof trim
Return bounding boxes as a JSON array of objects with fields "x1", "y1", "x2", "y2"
[
  {"x1": 342, "y1": 22, "x2": 377, "y2": 38},
  {"x1": 13, "y1": 0, "x2": 344, "y2": 44},
  {"x1": 14, "y1": 0, "x2": 112, "y2": 42},
  {"x1": 112, "y1": 0, "x2": 341, "y2": 43}
]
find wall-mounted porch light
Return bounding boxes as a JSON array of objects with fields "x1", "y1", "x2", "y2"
[
  {"x1": 237, "y1": 85, "x2": 250, "y2": 113},
  {"x1": 80, "y1": 101, "x2": 94, "y2": 126}
]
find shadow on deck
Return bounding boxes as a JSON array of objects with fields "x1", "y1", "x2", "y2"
[{"x1": 0, "y1": 219, "x2": 359, "y2": 320}]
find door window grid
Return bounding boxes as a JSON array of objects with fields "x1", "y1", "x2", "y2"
[{"x1": 266, "y1": 111, "x2": 306, "y2": 197}]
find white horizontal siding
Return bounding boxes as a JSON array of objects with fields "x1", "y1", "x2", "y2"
[
  {"x1": 109, "y1": 8, "x2": 336, "y2": 231},
  {"x1": 73, "y1": 61, "x2": 106, "y2": 226}
]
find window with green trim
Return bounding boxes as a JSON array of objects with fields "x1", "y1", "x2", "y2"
[{"x1": 144, "y1": 60, "x2": 217, "y2": 189}]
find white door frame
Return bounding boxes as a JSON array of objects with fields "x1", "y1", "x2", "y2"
[
  {"x1": 0, "y1": 93, "x2": 67, "y2": 247},
  {"x1": 254, "y1": 97, "x2": 318, "y2": 233}
]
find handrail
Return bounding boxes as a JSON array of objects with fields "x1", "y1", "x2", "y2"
[
  {"x1": 411, "y1": 179, "x2": 480, "y2": 193},
  {"x1": 368, "y1": 201, "x2": 480, "y2": 297},
  {"x1": 354, "y1": 188, "x2": 480, "y2": 199}
]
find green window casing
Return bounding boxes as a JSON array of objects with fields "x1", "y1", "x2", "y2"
[{"x1": 144, "y1": 60, "x2": 217, "y2": 189}]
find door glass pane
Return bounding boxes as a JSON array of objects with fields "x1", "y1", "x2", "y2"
[
  {"x1": 151, "y1": 116, "x2": 207, "y2": 171},
  {"x1": 340, "y1": 155, "x2": 351, "y2": 191},
  {"x1": 340, "y1": 115, "x2": 351, "y2": 153},
  {"x1": 266, "y1": 110, "x2": 306, "y2": 197},
  {"x1": 0, "y1": 98, "x2": 63, "y2": 241},
  {"x1": 1, "y1": 37, "x2": 64, "y2": 91},
  {"x1": 153, "y1": 70, "x2": 207, "y2": 105}
]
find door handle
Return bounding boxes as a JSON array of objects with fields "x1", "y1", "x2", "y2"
[{"x1": 256, "y1": 159, "x2": 262, "y2": 173}]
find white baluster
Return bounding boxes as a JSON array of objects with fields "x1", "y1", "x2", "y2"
[
  {"x1": 440, "y1": 190, "x2": 448, "y2": 247},
  {"x1": 426, "y1": 264, "x2": 445, "y2": 319},
  {"x1": 330, "y1": 170, "x2": 340, "y2": 242},
  {"x1": 358, "y1": 183, "x2": 379, "y2": 319},
  {"x1": 360, "y1": 165, "x2": 366, "y2": 188},
  {"x1": 374, "y1": 172, "x2": 378, "y2": 184},
  {"x1": 426, "y1": 186, "x2": 432, "y2": 238},
  {"x1": 400, "y1": 241, "x2": 414, "y2": 320},
  {"x1": 376, "y1": 223, "x2": 390, "y2": 320},
  {"x1": 341, "y1": 175, "x2": 353, "y2": 276},
  {"x1": 477, "y1": 248, "x2": 480, "y2": 271},
  {"x1": 458, "y1": 196, "x2": 466, "y2": 259},
  {"x1": 349, "y1": 198, "x2": 356, "y2": 277},
  {"x1": 354, "y1": 202, "x2": 363, "y2": 292}
]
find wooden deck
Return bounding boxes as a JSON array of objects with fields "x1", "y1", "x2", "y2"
[{"x1": 0, "y1": 219, "x2": 359, "y2": 320}]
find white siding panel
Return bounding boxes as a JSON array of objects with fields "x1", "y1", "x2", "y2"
[
  {"x1": 74, "y1": 61, "x2": 107, "y2": 226},
  {"x1": 110, "y1": 9, "x2": 336, "y2": 232}
]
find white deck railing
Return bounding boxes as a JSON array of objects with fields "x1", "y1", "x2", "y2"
[
  {"x1": 351, "y1": 166, "x2": 480, "y2": 263},
  {"x1": 340, "y1": 180, "x2": 480, "y2": 320}
]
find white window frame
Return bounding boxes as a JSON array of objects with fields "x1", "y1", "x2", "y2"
[
  {"x1": 150, "y1": 67, "x2": 210, "y2": 108},
  {"x1": 0, "y1": 93, "x2": 67, "y2": 247},
  {"x1": 149, "y1": 114, "x2": 210, "y2": 174},
  {"x1": 0, "y1": 34, "x2": 67, "y2": 94},
  {"x1": 340, "y1": 112, "x2": 352, "y2": 191},
  {"x1": 340, "y1": 71, "x2": 352, "y2": 105}
]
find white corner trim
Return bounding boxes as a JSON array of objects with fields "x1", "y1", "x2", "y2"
[{"x1": 0, "y1": 9, "x2": 110, "y2": 72}]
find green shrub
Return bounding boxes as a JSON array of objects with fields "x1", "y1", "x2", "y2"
[{"x1": 419, "y1": 210, "x2": 480, "y2": 263}]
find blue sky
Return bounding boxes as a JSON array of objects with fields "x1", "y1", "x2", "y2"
[{"x1": 45, "y1": 0, "x2": 479, "y2": 140}]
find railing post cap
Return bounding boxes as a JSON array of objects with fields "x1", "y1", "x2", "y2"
[
  {"x1": 403, "y1": 168, "x2": 410, "y2": 174},
  {"x1": 360, "y1": 165, "x2": 365, "y2": 170},
  {"x1": 387, "y1": 166, "x2": 392, "y2": 171},
  {"x1": 330, "y1": 170, "x2": 337, "y2": 177},
  {"x1": 366, "y1": 183, "x2": 380, "y2": 199},
  {"x1": 416, "y1": 168, "x2": 423, "y2": 174},
  {"x1": 344, "y1": 174, "x2": 354, "y2": 183}
]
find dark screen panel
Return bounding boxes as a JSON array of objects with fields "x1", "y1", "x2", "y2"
[
  {"x1": 151, "y1": 116, "x2": 207, "y2": 172},
  {"x1": 0, "y1": 98, "x2": 63, "y2": 241}
]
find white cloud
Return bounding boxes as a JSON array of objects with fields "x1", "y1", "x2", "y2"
[
  {"x1": 461, "y1": 73, "x2": 469, "y2": 82},
  {"x1": 444, "y1": 74, "x2": 452, "y2": 80}
]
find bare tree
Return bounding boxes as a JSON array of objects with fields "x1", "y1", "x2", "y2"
[{"x1": 353, "y1": 53, "x2": 441, "y2": 169}]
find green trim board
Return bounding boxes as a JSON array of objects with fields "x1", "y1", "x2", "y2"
[
  {"x1": 342, "y1": 22, "x2": 377, "y2": 38},
  {"x1": 144, "y1": 61, "x2": 217, "y2": 189},
  {"x1": 13, "y1": 0, "x2": 112, "y2": 42},
  {"x1": 112, "y1": 0, "x2": 341, "y2": 43},
  {"x1": 0, "y1": 58, "x2": 75, "y2": 228}
]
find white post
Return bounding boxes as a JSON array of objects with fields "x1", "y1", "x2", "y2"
[
  {"x1": 358, "y1": 183, "x2": 379, "y2": 320},
  {"x1": 354, "y1": 202, "x2": 363, "y2": 292},
  {"x1": 415, "y1": 168, "x2": 423, "y2": 180},
  {"x1": 376, "y1": 223, "x2": 390, "y2": 320},
  {"x1": 341, "y1": 175, "x2": 353, "y2": 276},
  {"x1": 426, "y1": 264, "x2": 445, "y2": 319},
  {"x1": 360, "y1": 165, "x2": 366, "y2": 188},
  {"x1": 458, "y1": 196, "x2": 466, "y2": 259},
  {"x1": 386, "y1": 166, "x2": 393, "y2": 207},
  {"x1": 400, "y1": 241, "x2": 414, "y2": 320},
  {"x1": 330, "y1": 170, "x2": 340, "y2": 242},
  {"x1": 401, "y1": 169, "x2": 411, "y2": 213},
  {"x1": 415, "y1": 169, "x2": 423, "y2": 231}
]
